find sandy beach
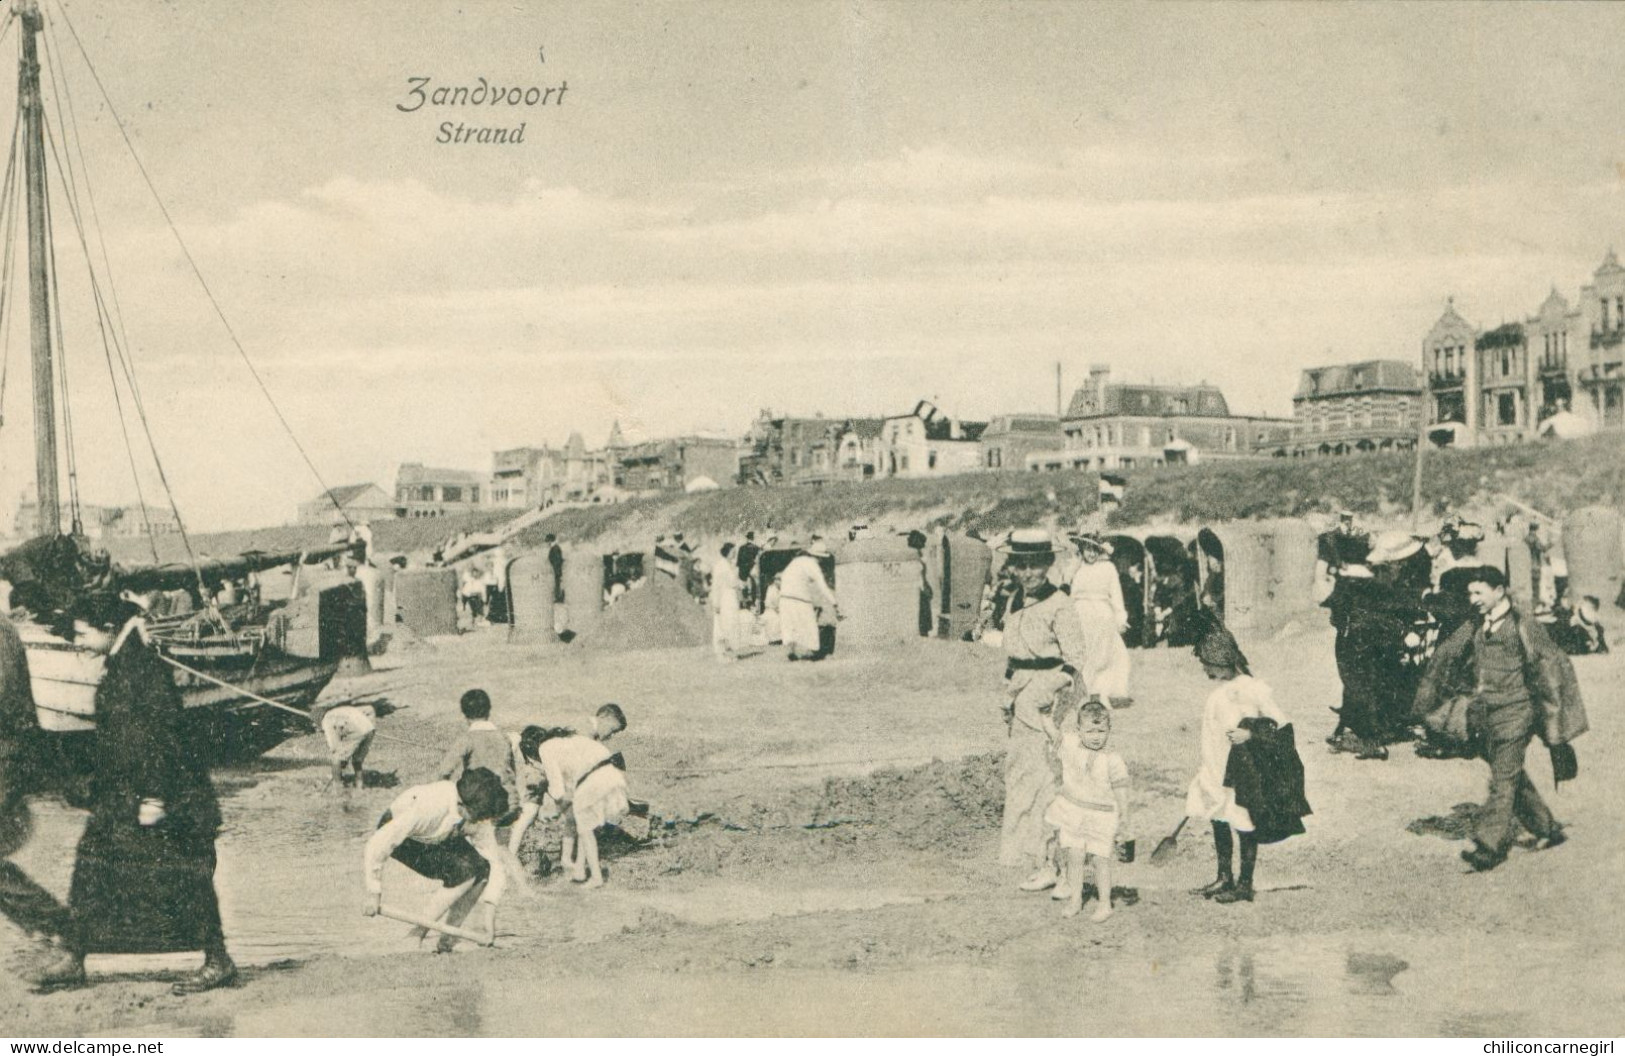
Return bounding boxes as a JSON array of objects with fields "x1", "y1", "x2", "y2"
[{"x1": 6, "y1": 619, "x2": 1622, "y2": 1037}]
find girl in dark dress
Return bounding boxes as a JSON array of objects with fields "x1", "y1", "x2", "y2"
[{"x1": 34, "y1": 619, "x2": 236, "y2": 994}]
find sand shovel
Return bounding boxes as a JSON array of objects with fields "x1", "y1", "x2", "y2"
[
  {"x1": 1149, "y1": 817, "x2": 1189, "y2": 866},
  {"x1": 379, "y1": 904, "x2": 495, "y2": 947}
]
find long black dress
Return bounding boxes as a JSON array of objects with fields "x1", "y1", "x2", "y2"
[{"x1": 67, "y1": 627, "x2": 226, "y2": 955}]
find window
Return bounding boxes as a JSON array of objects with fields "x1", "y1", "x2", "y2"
[
  {"x1": 1497, "y1": 392, "x2": 1517, "y2": 426},
  {"x1": 1501, "y1": 350, "x2": 1511, "y2": 376},
  {"x1": 928, "y1": 451, "x2": 938, "y2": 470},
  {"x1": 899, "y1": 454, "x2": 910, "y2": 471}
]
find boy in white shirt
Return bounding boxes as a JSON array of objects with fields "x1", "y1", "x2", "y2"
[
  {"x1": 320, "y1": 703, "x2": 376, "y2": 790},
  {"x1": 363, "y1": 768, "x2": 509, "y2": 949}
]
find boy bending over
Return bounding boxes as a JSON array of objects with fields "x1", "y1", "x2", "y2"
[{"x1": 363, "y1": 768, "x2": 509, "y2": 950}]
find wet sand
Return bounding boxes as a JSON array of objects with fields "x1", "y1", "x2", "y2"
[{"x1": 5, "y1": 622, "x2": 1623, "y2": 1036}]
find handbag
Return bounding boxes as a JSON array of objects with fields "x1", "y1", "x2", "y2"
[{"x1": 1423, "y1": 693, "x2": 1478, "y2": 745}]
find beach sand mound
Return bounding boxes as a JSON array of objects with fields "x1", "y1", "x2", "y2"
[{"x1": 583, "y1": 574, "x2": 711, "y2": 652}]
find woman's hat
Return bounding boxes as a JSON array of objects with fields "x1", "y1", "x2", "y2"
[
  {"x1": 1070, "y1": 532, "x2": 1113, "y2": 556},
  {"x1": 1194, "y1": 619, "x2": 1251, "y2": 675},
  {"x1": 998, "y1": 529, "x2": 1057, "y2": 558},
  {"x1": 802, "y1": 540, "x2": 833, "y2": 558},
  {"x1": 1365, "y1": 530, "x2": 1423, "y2": 565}
]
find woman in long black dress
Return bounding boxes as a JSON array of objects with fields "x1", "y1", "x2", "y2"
[{"x1": 34, "y1": 618, "x2": 236, "y2": 994}]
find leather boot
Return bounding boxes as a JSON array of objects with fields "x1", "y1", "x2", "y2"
[
  {"x1": 1213, "y1": 882, "x2": 1255, "y2": 904},
  {"x1": 1194, "y1": 875, "x2": 1234, "y2": 899},
  {"x1": 172, "y1": 955, "x2": 238, "y2": 995},
  {"x1": 28, "y1": 946, "x2": 85, "y2": 994}
]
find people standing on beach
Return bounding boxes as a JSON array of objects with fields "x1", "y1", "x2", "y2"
[
  {"x1": 1184, "y1": 621, "x2": 1308, "y2": 905},
  {"x1": 363, "y1": 768, "x2": 510, "y2": 950},
  {"x1": 736, "y1": 531, "x2": 761, "y2": 608},
  {"x1": 1413, "y1": 566, "x2": 1586, "y2": 872},
  {"x1": 1324, "y1": 531, "x2": 1425, "y2": 760},
  {"x1": 34, "y1": 618, "x2": 237, "y2": 994},
  {"x1": 780, "y1": 541, "x2": 840, "y2": 661},
  {"x1": 996, "y1": 530, "x2": 1089, "y2": 892},
  {"x1": 1042, "y1": 700, "x2": 1130, "y2": 922},
  {"x1": 511, "y1": 726, "x2": 631, "y2": 888},
  {"x1": 1068, "y1": 533, "x2": 1132, "y2": 706},
  {"x1": 710, "y1": 543, "x2": 742, "y2": 662}
]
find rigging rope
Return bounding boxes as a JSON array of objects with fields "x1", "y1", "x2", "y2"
[
  {"x1": 0, "y1": 102, "x2": 25, "y2": 432},
  {"x1": 37, "y1": 123, "x2": 82, "y2": 535},
  {"x1": 52, "y1": 1, "x2": 357, "y2": 534},
  {"x1": 38, "y1": 26, "x2": 162, "y2": 562},
  {"x1": 39, "y1": 115, "x2": 206, "y2": 588}
]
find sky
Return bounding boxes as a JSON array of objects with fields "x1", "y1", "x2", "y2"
[{"x1": 0, "y1": 0, "x2": 1623, "y2": 529}]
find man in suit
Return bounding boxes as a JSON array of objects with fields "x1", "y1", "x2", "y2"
[{"x1": 1414, "y1": 567, "x2": 1587, "y2": 872}]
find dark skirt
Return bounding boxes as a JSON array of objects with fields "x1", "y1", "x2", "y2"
[{"x1": 69, "y1": 811, "x2": 222, "y2": 955}]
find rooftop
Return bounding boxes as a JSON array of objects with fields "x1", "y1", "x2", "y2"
[{"x1": 1295, "y1": 359, "x2": 1420, "y2": 400}]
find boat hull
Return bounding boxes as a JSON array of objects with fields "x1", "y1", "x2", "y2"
[{"x1": 21, "y1": 625, "x2": 340, "y2": 757}]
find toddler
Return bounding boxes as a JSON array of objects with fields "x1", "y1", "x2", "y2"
[{"x1": 1043, "y1": 700, "x2": 1130, "y2": 921}]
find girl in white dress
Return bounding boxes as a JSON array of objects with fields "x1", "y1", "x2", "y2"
[{"x1": 1184, "y1": 622, "x2": 1287, "y2": 904}]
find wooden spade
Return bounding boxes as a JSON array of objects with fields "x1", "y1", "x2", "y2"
[
  {"x1": 1149, "y1": 817, "x2": 1188, "y2": 866},
  {"x1": 379, "y1": 904, "x2": 495, "y2": 946}
]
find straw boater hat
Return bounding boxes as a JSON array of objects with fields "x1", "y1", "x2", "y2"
[
  {"x1": 1365, "y1": 530, "x2": 1423, "y2": 566},
  {"x1": 802, "y1": 540, "x2": 833, "y2": 558},
  {"x1": 998, "y1": 529, "x2": 1057, "y2": 561}
]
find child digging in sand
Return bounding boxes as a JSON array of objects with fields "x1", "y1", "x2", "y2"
[
  {"x1": 1043, "y1": 699, "x2": 1131, "y2": 921},
  {"x1": 509, "y1": 725, "x2": 630, "y2": 887}
]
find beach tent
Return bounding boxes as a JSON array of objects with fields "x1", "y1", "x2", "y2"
[
  {"x1": 394, "y1": 568, "x2": 459, "y2": 638},
  {"x1": 1192, "y1": 520, "x2": 1320, "y2": 633},
  {"x1": 563, "y1": 548, "x2": 605, "y2": 638},
  {"x1": 1140, "y1": 533, "x2": 1200, "y2": 646},
  {"x1": 1562, "y1": 506, "x2": 1624, "y2": 620},
  {"x1": 834, "y1": 538, "x2": 926, "y2": 648},
  {"x1": 505, "y1": 554, "x2": 558, "y2": 643},
  {"x1": 1104, "y1": 534, "x2": 1151, "y2": 648},
  {"x1": 939, "y1": 532, "x2": 992, "y2": 641}
]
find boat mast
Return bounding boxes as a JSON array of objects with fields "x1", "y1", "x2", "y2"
[{"x1": 17, "y1": 0, "x2": 57, "y2": 536}]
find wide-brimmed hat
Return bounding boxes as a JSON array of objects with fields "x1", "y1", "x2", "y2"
[
  {"x1": 998, "y1": 529, "x2": 1057, "y2": 559},
  {"x1": 1194, "y1": 619, "x2": 1250, "y2": 675},
  {"x1": 1365, "y1": 530, "x2": 1423, "y2": 565},
  {"x1": 1070, "y1": 532, "x2": 1113, "y2": 557},
  {"x1": 802, "y1": 540, "x2": 833, "y2": 558}
]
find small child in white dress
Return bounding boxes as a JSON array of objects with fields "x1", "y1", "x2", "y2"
[{"x1": 1043, "y1": 700, "x2": 1131, "y2": 921}]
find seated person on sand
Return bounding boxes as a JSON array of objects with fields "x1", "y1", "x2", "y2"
[
  {"x1": 509, "y1": 725, "x2": 631, "y2": 888},
  {"x1": 363, "y1": 768, "x2": 509, "y2": 951}
]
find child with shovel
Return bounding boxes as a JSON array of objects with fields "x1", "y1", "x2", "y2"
[{"x1": 362, "y1": 767, "x2": 509, "y2": 950}]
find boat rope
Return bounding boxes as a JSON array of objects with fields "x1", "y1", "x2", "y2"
[
  {"x1": 158, "y1": 652, "x2": 318, "y2": 723},
  {"x1": 157, "y1": 652, "x2": 432, "y2": 749},
  {"x1": 37, "y1": 40, "x2": 167, "y2": 563},
  {"x1": 50, "y1": 1, "x2": 356, "y2": 534}
]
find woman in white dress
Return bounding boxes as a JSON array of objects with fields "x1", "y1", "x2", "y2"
[{"x1": 1068, "y1": 534, "x2": 1132, "y2": 705}]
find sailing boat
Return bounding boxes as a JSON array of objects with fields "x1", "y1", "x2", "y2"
[{"x1": 0, "y1": 0, "x2": 365, "y2": 758}]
